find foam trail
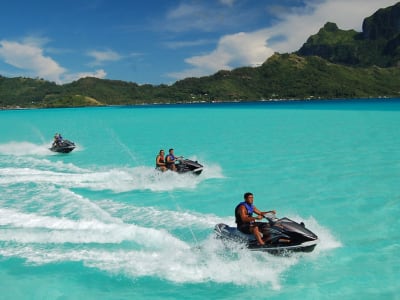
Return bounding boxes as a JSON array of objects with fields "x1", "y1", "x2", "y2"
[
  {"x1": 0, "y1": 141, "x2": 82, "y2": 156},
  {"x1": 85, "y1": 199, "x2": 229, "y2": 233},
  {"x1": 0, "y1": 233, "x2": 299, "y2": 288},
  {"x1": 0, "y1": 165, "x2": 222, "y2": 193},
  {"x1": 0, "y1": 207, "x2": 188, "y2": 249},
  {"x1": 0, "y1": 141, "x2": 51, "y2": 156},
  {"x1": 0, "y1": 192, "x2": 340, "y2": 287}
]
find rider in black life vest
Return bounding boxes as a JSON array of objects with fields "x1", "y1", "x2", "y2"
[{"x1": 235, "y1": 192, "x2": 276, "y2": 245}]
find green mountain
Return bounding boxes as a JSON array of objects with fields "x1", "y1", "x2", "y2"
[
  {"x1": 297, "y1": 2, "x2": 400, "y2": 67},
  {"x1": 1, "y1": 2, "x2": 400, "y2": 109}
]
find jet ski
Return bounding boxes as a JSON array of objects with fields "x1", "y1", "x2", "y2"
[
  {"x1": 49, "y1": 139, "x2": 76, "y2": 153},
  {"x1": 214, "y1": 213, "x2": 318, "y2": 255},
  {"x1": 175, "y1": 157, "x2": 203, "y2": 175}
]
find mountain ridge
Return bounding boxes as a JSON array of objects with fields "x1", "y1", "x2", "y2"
[{"x1": 1, "y1": 2, "x2": 400, "y2": 109}]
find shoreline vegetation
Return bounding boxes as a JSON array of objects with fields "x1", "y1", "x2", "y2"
[
  {"x1": 1, "y1": 3, "x2": 400, "y2": 110},
  {"x1": 2, "y1": 96, "x2": 399, "y2": 111}
]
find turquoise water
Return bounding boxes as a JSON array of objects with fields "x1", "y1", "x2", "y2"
[{"x1": 1, "y1": 99, "x2": 399, "y2": 299}]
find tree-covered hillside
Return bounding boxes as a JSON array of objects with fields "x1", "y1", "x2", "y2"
[{"x1": 1, "y1": 2, "x2": 400, "y2": 109}]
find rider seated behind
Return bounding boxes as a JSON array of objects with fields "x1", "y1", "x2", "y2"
[
  {"x1": 235, "y1": 192, "x2": 276, "y2": 246},
  {"x1": 156, "y1": 149, "x2": 167, "y2": 172}
]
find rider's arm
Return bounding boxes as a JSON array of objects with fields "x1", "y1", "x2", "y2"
[
  {"x1": 254, "y1": 207, "x2": 276, "y2": 219},
  {"x1": 252, "y1": 207, "x2": 264, "y2": 220},
  {"x1": 239, "y1": 206, "x2": 258, "y2": 222},
  {"x1": 257, "y1": 209, "x2": 276, "y2": 216}
]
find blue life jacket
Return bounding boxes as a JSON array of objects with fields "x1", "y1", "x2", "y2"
[
  {"x1": 165, "y1": 154, "x2": 175, "y2": 167},
  {"x1": 235, "y1": 201, "x2": 253, "y2": 225}
]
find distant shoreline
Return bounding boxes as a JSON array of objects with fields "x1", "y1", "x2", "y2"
[{"x1": 2, "y1": 96, "x2": 399, "y2": 111}]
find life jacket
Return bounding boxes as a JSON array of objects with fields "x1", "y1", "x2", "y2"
[
  {"x1": 235, "y1": 201, "x2": 254, "y2": 225},
  {"x1": 156, "y1": 155, "x2": 165, "y2": 167},
  {"x1": 165, "y1": 154, "x2": 175, "y2": 167}
]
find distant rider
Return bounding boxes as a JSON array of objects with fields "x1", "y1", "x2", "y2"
[{"x1": 53, "y1": 133, "x2": 63, "y2": 146}]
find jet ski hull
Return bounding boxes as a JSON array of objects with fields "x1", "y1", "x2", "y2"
[
  {"x1": 175, "y1": 158, "x2": 203, "y2": 175},
  {"x1": 248, "y1": 239, "x2": 317, "y2": 254},
  {"x1": 214, "y1": 217, "x2": 318, "y2": 255},
  {"x1": 49, "y1": 139, "x2": 76, "y2": 153}
]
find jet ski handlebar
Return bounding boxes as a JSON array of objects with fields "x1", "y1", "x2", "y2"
[{"x1": 263, "y1": 212, "x2": 278, "y2": 224}]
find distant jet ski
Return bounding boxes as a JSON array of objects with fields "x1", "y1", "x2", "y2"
[
  {"x1": 175, "y1": 157, "x2": 203, "y2": 175},
  {"x1": 49, "y1": 139, "x2": 76, "y2": 153},
  {"x1": 214, "y1": 213, "x2": 318, "y2": 255}
]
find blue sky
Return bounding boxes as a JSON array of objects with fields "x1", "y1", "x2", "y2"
[{"x1": 0, "y1": 0, "x2": 398, "y2": 85}]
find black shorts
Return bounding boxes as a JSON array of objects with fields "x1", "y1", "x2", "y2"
[
  {"x1": 238, "y1": 223, "x2": 250, "y2": 234},
  {"x1": 238, "y1": 222, "x2": 268, "y2": 234}
]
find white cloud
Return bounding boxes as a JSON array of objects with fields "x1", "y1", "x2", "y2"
[
  {"x1": 87, "y1": 49, "x2": 122, "y2": 66},
  {"x1": 164, "y1": 39, "x2": 214, "y2": 49},
  {"x1": 0, "y1": 37, "x2": 111, "y2": 83},
  {"x1": 188, "y1": 31, "x2": 273, "y2": 70},
  {"x1": 167, "y1": 29, "x2": 274, "y2": 80},
  {"x1": 62, "y1": 69, "x2": 107, "y2": 83},
  {"x1": 167, "y1": 30, "x2": 274, "y2": 80},
  {"x1": 219, "y1": 0, "x2": 235, "y2": 7},
  {"x1": 0, "y1": 39, "x2": 65, "y2": 83},
  {"x1": 165, "y1": 2, "x2": 240, "y2": 32},
  {"x1": 169, "y1": 0, "x2": 398, "y2": 81}
]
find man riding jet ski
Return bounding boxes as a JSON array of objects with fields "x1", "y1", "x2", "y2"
[
  {"x1": 50, "y1": 133, "x2": 75, "y2": 153},
  {"x1": 214, "y1": 192, "x2": 318, "y2": 254}
]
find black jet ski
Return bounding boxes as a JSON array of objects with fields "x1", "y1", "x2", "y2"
[
  {"x1": 175, "y1": 157, "x2": 203, "y2": 175},
  {"x1": 49, "y1": 139, "x2": 76, "y2": 153},
  {"x1": 214, "y1": 213, "x2": 318, "y2": 255}
]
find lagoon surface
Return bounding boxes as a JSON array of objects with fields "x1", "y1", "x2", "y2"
[{"x1": 1, "y1": 99, "x2": 399, "y2": 299}]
